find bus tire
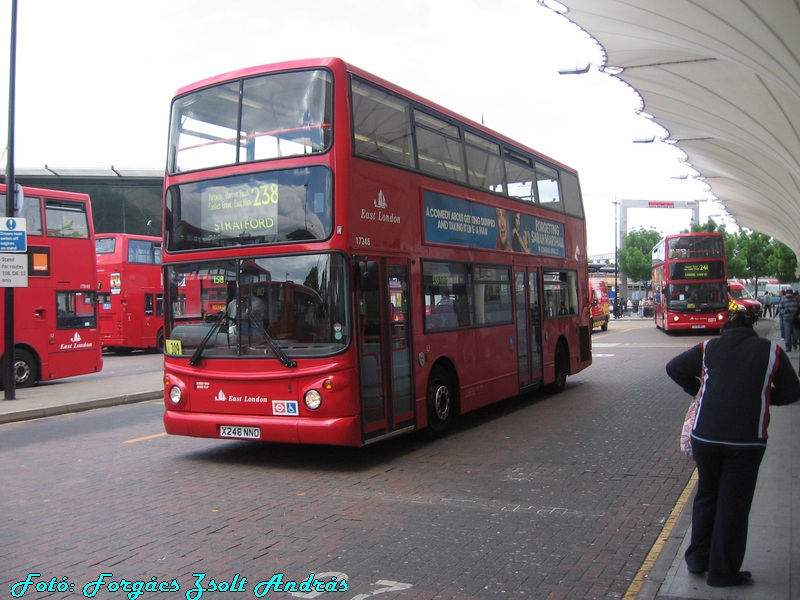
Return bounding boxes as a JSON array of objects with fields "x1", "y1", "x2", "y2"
[
  {"x1": 601, "y1": 317, "x2": 609, "y2": 332},
  {"x1": 425, "y1": 367, "x2": 454, "y2": 438},
  {"x1": 13, "y1": 349, "x2": 38, "y2": 388},
  {"x1": 546, "y1": 344, "x2": 568, "y2": 394},
  {"x1": 155, "y1": 329, "x2": 165, "y2": 353}
]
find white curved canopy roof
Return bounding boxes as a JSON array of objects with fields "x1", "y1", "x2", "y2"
[{"x1": 555, "y1": 0, "x2": 800, "y2": 260}]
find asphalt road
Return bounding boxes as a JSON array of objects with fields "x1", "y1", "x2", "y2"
[{"x1": 0, "y1": 320, "x2": 702, "y2": 599}]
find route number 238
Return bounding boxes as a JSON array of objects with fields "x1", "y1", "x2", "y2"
[{"x1": 253, "y1": 183, "x2": 279, "y2": 205}]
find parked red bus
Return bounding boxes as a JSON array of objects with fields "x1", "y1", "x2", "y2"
[
  {"x1": 0, "y1": 184, "x2": 103, "y2": 387},
  {"x1": 651, "y1": 232, "x2": 728, "y2": 332},
  {"x1": 95, "y1": 233, "x2": 164, "y2": 353},
  {"x1": 161, "y1": 57, "x2": 592, "y2": 446}
]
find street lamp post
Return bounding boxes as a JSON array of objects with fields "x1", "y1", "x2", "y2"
[{"x1": 4, "y1": 0, "x2": 18, "y2": 399}]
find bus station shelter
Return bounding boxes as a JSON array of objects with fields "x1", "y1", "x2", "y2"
[{"x1": 553, "y1": 0, "x2": 800, "y2": 266}]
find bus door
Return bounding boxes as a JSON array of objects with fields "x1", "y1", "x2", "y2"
[
  {"x1": 356, "y1": 258, "x2": 414, "y2": 442},
  {"x1": 514, "y1": 269, "x2": 543, "y2": 388},
  {"x1": 142, "y1": 287, "x2": 158, "y2": 345}
]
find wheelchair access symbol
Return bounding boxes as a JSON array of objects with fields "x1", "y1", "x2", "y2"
[{"x1": 272, "y1": 400, "x2": 299, "y2": 415}]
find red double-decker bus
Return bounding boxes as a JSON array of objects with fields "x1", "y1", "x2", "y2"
[
  {"x1": 0, "y1": 184, "x2": 103, "y2": 387},
  {"x1": 161, "y1": 57, "x2": 592, "y2": 446},
  {"x1": 171, "y1": 273, "x2": 228, "y2": 319},
  {"x1": 651, "y1": 232, "x2": 728, "y2": 332},
  {"x1": 95, "y1": 233, "x2": 164, "y2": 353}
]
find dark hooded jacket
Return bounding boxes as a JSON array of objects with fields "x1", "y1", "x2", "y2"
[{"x1": 666, "y1": 327, "x2": 800, "y2": 445}]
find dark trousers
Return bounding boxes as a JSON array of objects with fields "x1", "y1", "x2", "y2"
[
  {"x1": 685, "y1": 438, "x2": 765, "y2": 586},
  {"x1": 783, "y1": 318, "x2": 795, "y2": 351}
]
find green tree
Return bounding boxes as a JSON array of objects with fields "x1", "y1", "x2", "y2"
[
  {"x1": 689, "y1": 217, "x2": 721, "y2": 233},
  {"x1": 619, "y1": 227, "x2": 662, "y2": 283},
  {"x1": 737, "y1": 230, "x2": 773, "y2": 285},
  {"x1": 767, "y1": 241, "x2": 798, "y2": 282},
  {"x1": 725, "y1": 234, "x2": 748, "y2": 280}
]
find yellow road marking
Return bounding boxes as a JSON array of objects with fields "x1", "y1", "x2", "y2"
[
  {"x1": 123, "y1": 432, "x2": 168, "y2": 444},
  {"x1": 622, "y1": 469, "x2": 698, "y2": 599}
]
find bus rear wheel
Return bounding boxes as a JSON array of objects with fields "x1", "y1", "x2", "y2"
[
  {"x1": 425, "y1": 367, "x2": 454, "y2": 438},
  {"x1": 546, "y1": 345, "x2": 568, "y2": 394}
]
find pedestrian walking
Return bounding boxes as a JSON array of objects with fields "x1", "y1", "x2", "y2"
[
  {"x1": 762, "y1": 290, "x2": 772, "y2": 318},
  {"x1": 778, "y1": 289, "x2": 798, "y2": 351},
  {"x1": 665, "y1": 302, "x2": 800, "y2": 587},
  {"x1": 778, "y1": 290, "x2": 787, "y2": 339}
]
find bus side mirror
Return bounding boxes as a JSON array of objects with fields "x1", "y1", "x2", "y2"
[{"x1": 358, "y1": 260, "x2": 379, "y2": 292}]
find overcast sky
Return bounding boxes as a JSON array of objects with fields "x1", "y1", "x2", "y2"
[{"x1": 0, "y1": 0, "x2": 725, "y2": 255}]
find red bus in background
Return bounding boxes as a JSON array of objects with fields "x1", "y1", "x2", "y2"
[
  {"x1": 651, "y1": 232, "x2": 728, "y2": 332},
  {"x1": 171, "y1": 273, "x2": 229, "y2": 319},
  {"x1": 0, "y1": 184, "x2": 102, "y2": 387},
  {"x1": 96, "y1": 234, "x2": 164, "y2": 353},
  {"x1": 161, "y1": 57, "x2": 592, "y2": 446}
]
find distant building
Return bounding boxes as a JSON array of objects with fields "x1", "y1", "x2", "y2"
[{"x1": 6, "y1": 166, "x2": 162, "y2": 236}]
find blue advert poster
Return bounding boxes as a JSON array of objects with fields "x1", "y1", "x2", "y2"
[{"x1": 423, "y1": 190, "x2": 565, "y2": 258}]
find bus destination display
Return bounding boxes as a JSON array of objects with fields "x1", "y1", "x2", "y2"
[{"x1": 669, "y1": 261, "x2": 725, "y2": 280}]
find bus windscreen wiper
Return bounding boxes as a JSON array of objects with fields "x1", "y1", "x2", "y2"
[
  {"x1": 245, "y1": 312, "x2": 298, "y2": 368},
  {"x1": 189, "y1": 310, "x2": 230, "y2": 367}
]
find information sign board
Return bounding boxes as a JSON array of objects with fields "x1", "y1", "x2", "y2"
[
  {"x1": 0, "y1": 218, "x2": 27, "y2": 252},
  {"x1": 0, "y1": 253, "x2": 29, "y2": 287}
]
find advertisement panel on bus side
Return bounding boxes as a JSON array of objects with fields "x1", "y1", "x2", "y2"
[
  {"x1": 422, "y1": 191, "x2": 566, "y2": 258},
  {"x1": 589, "y1": 279, "x2": 610, "y2": 331}
]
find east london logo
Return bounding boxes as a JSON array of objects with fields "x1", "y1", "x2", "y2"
[
  {"x1": 359, "y1": 190, "x2": 401, "y2": 224},
  {"x1": 59, "y1": 332, "x2": 94, "y2": 350},
  {"x1": 213, "y1": 390, "x2": 269, "y2": 403}
]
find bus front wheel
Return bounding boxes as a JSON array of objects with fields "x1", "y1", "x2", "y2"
[
  {"x1": 155, "y1": 329, "x2": 165, "y2": 353},
  {"x1": 425, "y1": 367, "x2": 454, "y2": 438},
  {"x1": 13, "y1": 349, "x2": 38, "y2": 388}
]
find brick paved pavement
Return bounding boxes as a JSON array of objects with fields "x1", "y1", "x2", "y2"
[{"x1": 0, "y1": 323, "x2": 745, "y2": 599}]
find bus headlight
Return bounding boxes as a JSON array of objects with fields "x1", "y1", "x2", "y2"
[
  {"x1": 304, "y1": 389, "x2": 323, "y2": 410},
  {"x1": 169, "y1": 386, "x2": 183, "y2": 405}
]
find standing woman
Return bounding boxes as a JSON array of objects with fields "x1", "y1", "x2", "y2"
[{"x1": 665, "y1": 303, "x2": 800, "y2": 587}]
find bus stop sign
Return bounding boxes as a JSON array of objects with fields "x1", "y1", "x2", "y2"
[{"x1": 0, "y1": 218, "x2": 26, "y2": 252}]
